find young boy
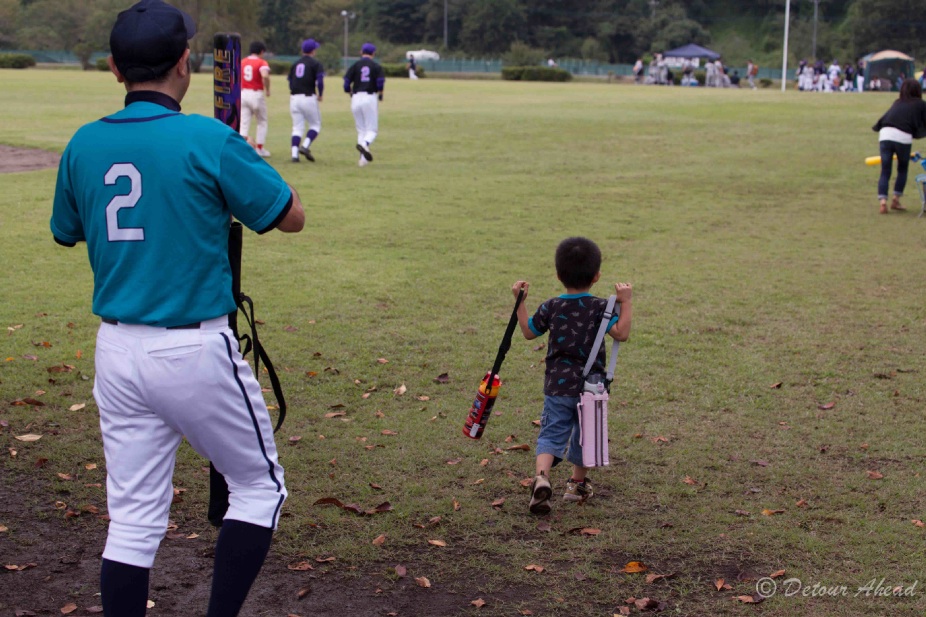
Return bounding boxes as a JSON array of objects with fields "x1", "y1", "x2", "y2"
[{"x1": 512, "y1": 237, "x2": 632, "y2": 515}]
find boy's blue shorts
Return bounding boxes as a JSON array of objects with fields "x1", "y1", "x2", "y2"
[{"x1": 536, "y1": 395, "x2": 584, "y2": 468}]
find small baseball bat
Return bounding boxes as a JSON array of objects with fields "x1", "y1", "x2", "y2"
[
  {"x1": 462, "y1": 289, "x2": 525, "y2": 440},
  {"x1": 865, "y1": 155, "x2": 898, "y2": 166}
]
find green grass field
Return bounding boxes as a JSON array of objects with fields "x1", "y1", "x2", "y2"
[{"x1": 2, "y1": 70, "x2": 926, "y2": 616}]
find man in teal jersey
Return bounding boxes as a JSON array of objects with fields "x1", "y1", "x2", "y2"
[{"x1": 50, "y1": 1, "x2": 304, "y2": 615}]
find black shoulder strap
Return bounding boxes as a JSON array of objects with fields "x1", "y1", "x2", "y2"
[{"x1": 236, "y1": 292, "x2": 286, "y2": 433}]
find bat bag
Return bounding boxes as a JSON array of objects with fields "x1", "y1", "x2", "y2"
[{"x1": 577, "y1": 295, "x2": 620, "y2": 468}]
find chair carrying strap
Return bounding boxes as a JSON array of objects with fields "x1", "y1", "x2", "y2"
[{"x1": 581, "y1": 295, "x2": 621, "y2": 389}]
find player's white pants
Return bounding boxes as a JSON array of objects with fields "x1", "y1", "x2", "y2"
[
  {"x1": 241, "y1": 89, "x2": 269, "y2": 145},
  {"x1": 290, "y1": 94, "x2": 321, "y2": 141},
  {"x1": 409, "y1": 69, "x2": 418, "y2": 80},
  {"x1": 93, "y1": 317, "x2": 286, "y2": 568},
  {"x1": 351, "y1": 92, "x2": 379, "y2": 147}
]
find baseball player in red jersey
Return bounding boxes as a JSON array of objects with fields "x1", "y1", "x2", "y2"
[{"x1": 241, "y1": 41, "x2": 272, "y2": 158}]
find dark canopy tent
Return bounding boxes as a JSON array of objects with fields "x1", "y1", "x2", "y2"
[
  {"x1": 862, "y1": 50, "x2": 916, "y2": 91},
  {"x1": 663, "y1": 44, "x2": 721, "y2": 60}
]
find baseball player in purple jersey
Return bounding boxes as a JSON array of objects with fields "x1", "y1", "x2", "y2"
[
  {"x1": 49, "y1": 1, "x2": 305, "y2": 615},
  {"x1": 344, "y1": 42, "x2": 385, "y2": 167},
  {"x1": 288, "y1": 38, "x2": 325, "y2": 163}
]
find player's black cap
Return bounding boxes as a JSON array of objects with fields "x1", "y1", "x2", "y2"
[{"x1": 110, "y1": 0, "x2": 197, "y2": 83}]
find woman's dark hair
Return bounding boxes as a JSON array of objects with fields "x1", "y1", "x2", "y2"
[
  {"x1": 899, "y1": 78, "x2": 923, "y2": 102},
  {"x1": 555, "y1": 237, "x2": 602, "y2": 289}
]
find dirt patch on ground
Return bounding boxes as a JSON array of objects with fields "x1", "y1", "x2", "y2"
[
  {"x1": 0, "y1": 474, "x2": 537, "y2": 617},
  {"x1": 0, "y1": 145, "x2": 60, "y2": 173}
]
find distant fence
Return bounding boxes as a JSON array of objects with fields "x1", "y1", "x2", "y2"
[{"x1": 3, "y1": 49, "x2": 796, "y2": 80}]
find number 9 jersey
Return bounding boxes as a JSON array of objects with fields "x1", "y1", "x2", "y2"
[{"x1": 50, "y1": 93, "x2": 292, "y2": 328}]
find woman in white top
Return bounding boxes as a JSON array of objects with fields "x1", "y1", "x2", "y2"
[{"x1": 871, "y1": 79, "x2": 926, "y2": 213}]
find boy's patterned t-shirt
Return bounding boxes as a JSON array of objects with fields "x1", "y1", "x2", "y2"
[{"x1": 528, "y1": 293, "x2": 618, "y2": 397}]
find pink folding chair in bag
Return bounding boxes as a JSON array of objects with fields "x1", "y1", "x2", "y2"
[{"x1": 577, "y1": 295, "x2": 620, "y2": 468}]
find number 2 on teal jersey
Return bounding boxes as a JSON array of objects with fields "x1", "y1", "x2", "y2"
[{"x1": 105, "y1": 163, "x2": 145, "y2": 242}]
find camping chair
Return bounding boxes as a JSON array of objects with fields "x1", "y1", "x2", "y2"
[{"x1": 914, "y1": 152, "x2": 926, "y2": 218}]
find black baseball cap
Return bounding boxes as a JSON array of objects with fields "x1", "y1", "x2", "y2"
[{"x1": 110, "y1": 0, "x2": 197, "y2": 82}]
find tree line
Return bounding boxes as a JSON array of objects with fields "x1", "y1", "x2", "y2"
[{"x1": 1, "y1": 0, "x2": 923, "y2": 70}]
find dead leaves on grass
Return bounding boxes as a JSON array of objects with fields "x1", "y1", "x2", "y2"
[{"x1": 313, "y1": 497, "x2": 392, "y2": 516}]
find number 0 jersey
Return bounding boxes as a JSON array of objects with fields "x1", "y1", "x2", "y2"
[{"x1": 50, "y1": 92, "x2": 292, "y2": 327}]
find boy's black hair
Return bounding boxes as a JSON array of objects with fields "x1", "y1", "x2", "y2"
[
  {"x1": 249, "y1": 41, "x2": 267, "y2": 55},
  {"x1": 555, "y1": 237, "x2": 602, "y2": 289}
]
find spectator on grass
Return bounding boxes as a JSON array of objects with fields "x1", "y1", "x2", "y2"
[
  {"x1": 632, "y1": 58, "x2": 644, "y2": 84},
  {"x1": 872, "y1": 78, "x2": 926, "y2": 214},
  {"x1": 843, "y1": 63, "x2": 855, "y2": 91},
  {"x1": 729, "y1": 70, "x2": 741, "y2": 87}
]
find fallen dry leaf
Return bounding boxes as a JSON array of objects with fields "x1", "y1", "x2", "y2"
[
  {"x1": 414, "y1": 576, "x2": 431, "y2": 588},
  {"x1": 0, "y1": 525, "x2": 7, "y2": 533},
  {"x1": 491, "y1": 497, "x2": 505, "y2": 508},
  {"x1": 912, "y1": 520, "x2": 925, "y2": 528},
  {"x1": 683, "y1": 475, "x2": 697, "y2": 485},
  {"x1": 315, "y1": 556, "x2": 336, "y2": 563},
  {"x1": 324, "y1": 411, "x2": 346, "y2": 419},
  {"x1": 471, "y1": 598, "x2": 486, "y2": 608},
  {"x1": 287, "y1": 561, "x2": 314, "y2": 571},
  {"x1": 68, "y1": 403, "x2": 86, "y2": 412},
  {"x1": 715, "y1": 578, "x2": 732, "y2": 591},
  {"x1": 761, "y1": 509, "x2": 785, "y2": 516},
  {"x1": 377, "y1": 358, "x2": 389, "y2": 364},
  {"x1": 770, "y1": 382, "x2": 782, "y2": 389},
  {"x1": 734, "y1": 509, "x2": 751, "y2": 516},
  {"x1": 633, "y1": 597, "x2": 666, "y2": 611},
  {"x1": 381, "y1": 430, "x2": 398, "y2": 436},
  {"x1": 372, "y1": 534, "x2": 386, "y2": 546},
  {"x1": 395, "y1": 564, "x2": 407, "y2": 577},
  {"x1": 393, "y1": 384, "x2": 407, "y2": 396},
  {"x1": 14, "y1": 434, "x2": 42, "y2": 442},
  {"x1": 622, "y1": 561, "x2": 648, "y2": 573},
  {"x1": 427, "y1": 539, "x2": 447, "y2": 547},
  {"x1": 506, "y1": 444, "x2": 531, "y2": 451},
  {"x1": 524, "y1": 564, "x2": 545, "y2": 573},
  {"x1": 769, "y1": 569, "x2": 786, "y2": 579},
  {"x1": 645, "y1": 573, "x2": 674, "y2": 584},
  {"x1": 60, "y1": 603, "x2": 78, "y2": 614},
  {"x1": 818, "y1": 401, "x2": 836, "y2": 410},
  {"x1": 85, "y1": 463, "x2": 97, "y2": 470},
  {"x1": 795, "y1": 499, "x2": 808, "y2": 508},
  {"x1": 736, "y1": 594, "x2": 765, "y2": 604},
  {"x1": 867, "y1": 470, "x2": 884, "y2": 480}
]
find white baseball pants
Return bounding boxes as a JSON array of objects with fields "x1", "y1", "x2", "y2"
[
  {"x1": 351, "y1": 92, "x2": 379, "y2": 147},
  {"x1": 93, "y1": 317, "x2": 286, "y2": 568},
  {"x1": 240, "y1": 89, "x2": 269, "y2": 145},
  {"x1": 290, "y1": 94, "x2": 321, "y2": 140}
]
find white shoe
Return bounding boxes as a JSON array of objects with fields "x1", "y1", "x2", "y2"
[
  {"x1": 257, "y1": 148, "x2": 271, "y2": 158},
  {"x1": 358, "y1": 156, "x2": 369, "y2": 167}
]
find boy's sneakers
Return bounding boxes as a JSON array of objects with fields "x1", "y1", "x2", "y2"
[
  {"x1": 529, "y1": 473, "x2": 552, "y2": 515},
  {"x1": 563, "y1": 478, "x2": 593, "y2": 502}
]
